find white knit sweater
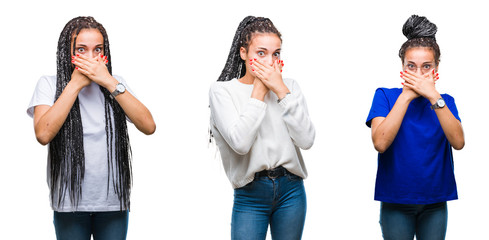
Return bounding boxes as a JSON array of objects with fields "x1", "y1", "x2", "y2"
[{"x1": 209, "y1": 78, "x2": 315, "y2": 189}]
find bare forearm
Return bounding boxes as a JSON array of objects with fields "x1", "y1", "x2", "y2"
[
  {"x1": 114, "y1": 92, "x2": 156, "y2": 135},
  {"x1": 34, "y1": 81, "x2": 83, "y2": 145},
  {"x1": 433, "y1": 107, "x2": 464, "y2": 150},
  {"x1": 372, "y1": 94, "x2": 411, "y2": 153}
]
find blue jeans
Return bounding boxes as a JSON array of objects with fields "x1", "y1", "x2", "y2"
[
  {"x1": 231, "y1": 173, "x2": 307, "y2": 240},
  {"x1": 53, "y1": 211, "x2": 129, "y2": 240},
  {"x1": 380, "y1": 202, "x2": 448, "y2": 240}
]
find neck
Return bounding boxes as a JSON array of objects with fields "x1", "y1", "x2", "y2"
[{"x1": 238, "y1": 73, "x2": 255, "y2": 85}]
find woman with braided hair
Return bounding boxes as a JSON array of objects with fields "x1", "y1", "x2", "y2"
[
  {"x1": 27, "y1": 16, "x2": 155, "y2": 240},
  {"x1": 366, "y1": 15, "x2": 464, "y2": 239},
  {"x1": 209, "y1": 16, "x2": 315, "y2": 239}
]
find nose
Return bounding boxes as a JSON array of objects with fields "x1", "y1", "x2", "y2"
[
  {"x1": 86, "y1": 52, "x2": 95, "y2": 58},
  {"x1": 265, "y1": 56, "x2": 274, "y2": 66}
]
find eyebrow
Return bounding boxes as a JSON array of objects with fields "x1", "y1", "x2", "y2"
[
  {"x1": 75, "y1": 43, "x2": 104, "y2": 47},
  {"x1": 256, "y1": 47, "x2": 281, "y2": 51},
  {"x1": 407, "y1": 61, "x2": 434, "y2": 65}
]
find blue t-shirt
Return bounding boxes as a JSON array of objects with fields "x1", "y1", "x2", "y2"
[{"x1": 366, "y1": 88, "x2": 460, "y2": 204}]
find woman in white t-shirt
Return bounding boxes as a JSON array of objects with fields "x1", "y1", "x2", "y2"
[
  {"x1": 27, "y1": 16, "x2": 155, "y2": 240},
  {"x1": 209, "y1": 16, "x2": 315, "y2": 240}
]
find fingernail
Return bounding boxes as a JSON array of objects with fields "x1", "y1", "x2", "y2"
[
  {"x1": 404, "y1": 70, "x2": 407, "y2": 73},
  {"x1": 400, "y1": 71, "x2": 403, "y2": 74},
  {"x1": 280, "y1": 70, "x2": 282, "y2": 72},
  {"x1": 282, "y1": 63, "x2": 284, "y2": 66},
  {"x1": 72, "y1": 60, "x2": 75, "y2": 63},
  {"x1": 401, "y1": 82, "x2": 404, "y2": 85},
  {"x1": 254, "y1": 58, "x2": 256, "y2": 61},
  {"x1": 76, "y1": 54, "x2": 79, "y2": 56},
  {"x1": 75, "y1": 67, "x2": 79, "y2": 70},
  {"x1": 249, "y1": 63, "x2": 253, "y2": 65},
  {"x1": 252, "y1": 69, "x2": 255, "y2": 71},
  {"x1": 432, "y1": 69, "x2": 435, "y2": 74}
]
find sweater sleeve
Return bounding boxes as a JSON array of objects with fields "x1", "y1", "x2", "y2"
[
  {"x1": 209, "y1": 83, "x2": 267, "y2": 155},
  {"x1": 278, "y1": 79, "x2": 315, "y2": 150}
]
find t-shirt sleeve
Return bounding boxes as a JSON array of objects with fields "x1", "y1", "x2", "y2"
[
  {"x1": 443, "y1": 94, "x2": 461, "y2": 122},
  {"x1": 366, "y1": 88, "x2": 391, "y2": 128},
  {"x1": 113, "y1": 75, "x2": 135, "y2": 96},
  {"x1": 27, "y1": 76, "x2": 56, "y2": 118}
]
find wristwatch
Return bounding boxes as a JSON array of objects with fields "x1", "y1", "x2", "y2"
[
  {"x1": 111, "y1": 83, "x2": 126, "y2": 98},
  {"x1": 430, "y1": 98, "x2": 446, "y2": 110}
]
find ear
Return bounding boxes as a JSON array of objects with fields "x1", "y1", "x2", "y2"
[{"x1": 240, "y1": 47, "x2": 247, "y2": 61}]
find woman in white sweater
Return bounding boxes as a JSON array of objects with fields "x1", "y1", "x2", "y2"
[{"x1": 209, "y1": 16, "x2": 315, "y2": 240}]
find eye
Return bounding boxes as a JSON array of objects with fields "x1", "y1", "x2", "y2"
[
  {"x1": 257, "y1": 51, "x2": 265, "y2": 56},
  {"x1": 95, "y1": 47, "x2": 103, "y2": 53},
  {"x1": 423, "y1": 64, "x2": 432, "y2": 69},
  {"x1": 273, "y1": 52, "x2": 280, "y2": 57},
  {"x1": 407, "y1": 63, "x2": 415, "y2": 69},
  {"x1": 76, "y1": 47, "x2": 85, "y2": 53}
]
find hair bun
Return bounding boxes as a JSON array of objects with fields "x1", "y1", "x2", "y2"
[{"x1": 402, "y1": 15, "x2": 437, "y2": 40}]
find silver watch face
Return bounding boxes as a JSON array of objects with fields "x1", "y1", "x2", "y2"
[
  {"x1": 437, "y1": 98, "x2": 445, "y2": 108},
  {"x1": 116, "y1": 83, "x2": 125, "y2": 92}
]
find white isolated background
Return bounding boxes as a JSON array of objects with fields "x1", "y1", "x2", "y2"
[{"x1": 0, "y1": 0, "x2": 487, "y2": 239}]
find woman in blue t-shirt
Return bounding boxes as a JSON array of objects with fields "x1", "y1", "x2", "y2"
[{"x1": 366, "y1": 15, "x2": 464, "y2": 240}]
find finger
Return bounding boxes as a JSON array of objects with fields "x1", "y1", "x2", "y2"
[
  {"x1": 251, "y1": 58, "x2": 268, "y2": 72},
  {"x1": 74, "y1": 53, "x2": 95, "y2": 63},
  {"x1": 73, "y1": 55, "x2": 93, "y2": 66},
  {"x1": 400, "y1": 71, "x2": 417, "y2": 82},
  {"x1": 72, "y1": 58, "x2": 89, "y2": 70},
  {"x1": 272, "y1": 59, "x2": 279, "y2": 72},
  {"x1": 75, "y1": 66, "x2": 90, "y2": 76},
  {"x1": 252, "y1": 65, "x2": 266, "y2": 79},
  {"x1": 400, "y1": 75, "x2": 416, "y2": 85},
  {"x1": 278, "y1": 60, "x2": 284, "y2": 72},
  {"x1": 253, "y1": 69, "x2": 265, "y2": 81},
  {"x1": 274, "y1": 59, "x2": 283, "y2": 73},
  {"x1": 402, "y1": 81, "x2": 416, "y2": 89},
  {"x1": 401, "y1": 70, "x2": 418, "y2": 78}
]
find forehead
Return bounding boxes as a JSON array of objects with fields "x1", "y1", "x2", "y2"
[
  {"x1": 249, "y1": 33, "x2": 281, "y2": 48},
  {"x1": 404, "y1": 47, "x2": 435, "y2": 62},
  {"x1": 73, "y1": 28, "x2": 104, "y2": 45}
]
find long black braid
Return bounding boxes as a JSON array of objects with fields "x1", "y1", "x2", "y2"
[
  {"x1": 399, "y1": 15, "x2": 440, "y2": 65},
  {"x1": 217, "y1": 16, "x2": 282, "y2": 82},
  {"x1": 51, "y1": 16, "x2": 132, "y2": 210}
]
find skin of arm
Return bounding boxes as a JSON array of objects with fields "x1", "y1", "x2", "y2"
[
  {"x1": 251, "y1": 76, "x2": 269, "y2": 101},
  {"x1": 371, "y1": 70, "x2": 464, "y2": 153},
  {"x1": 251, "y1": 58, "x2": 314, "y2": 149},
  {"x1": 402, "y1": 70, "x2": 464, "y2": 150},
  {"x1": 33, "y1": 70, "x2": 90, "y2": 145},
  {"x1": 371, "y1": 91, "x2": 415, "y2": 153},
  {"x1": 250, "y1": 59, "x2": 289, "y2": 99},
  {"x1": 73, "y1": 54, "x2": 156, "y2": 135}
]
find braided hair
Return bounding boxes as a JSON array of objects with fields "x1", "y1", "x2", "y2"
[
  {"x1": 399, "y1": 15, "x2": 440, "y2": 65},
  {"x1": 51, "y1": 16, "x2": 132, "y2": 210},
  {"x1": 217, "y1": 16, "x2": 281, "y2": 82}
]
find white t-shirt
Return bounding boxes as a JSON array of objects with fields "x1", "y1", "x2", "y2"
[
  {"x1": 27, "y1": 75, "x2": 133, "y2": 212},
  {"x1": 209, "y1": 78, "x2": 315, "y2": 189}
]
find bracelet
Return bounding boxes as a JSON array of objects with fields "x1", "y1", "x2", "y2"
[{"x1": 277, "y1": 92, "x2": 291, "y2": 103}]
